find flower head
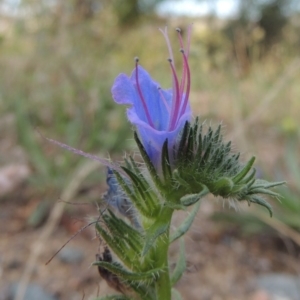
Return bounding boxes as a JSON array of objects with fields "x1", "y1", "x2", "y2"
[{"x1": 112, "y1": 27, "x2": 193, "y2": 167}]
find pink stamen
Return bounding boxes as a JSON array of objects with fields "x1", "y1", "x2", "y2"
[
  {"x1": 159, "y1": 26, "x2": 193, "y2": 131},
  {"x1": 176, "y1": 29, "x2": 187, "y2": 97},
  {"x1": 178, "y1": 49, "x2": 191, "y2": 120},
  {"x1": 159, "y1": 27, "x2": 174, "y2": 65},
  {"x1": 135, "y1": 57, "x2": 155, "y2": 128},
  {"x1": 160, "y1": 28, "x2": 178, "y2": 129},
  {"x1": 176, "y1": 28, "x2": 185, "y2": 50},
  {"x1": 168, "y1": 58, "x2": 181, "y2": 131}
]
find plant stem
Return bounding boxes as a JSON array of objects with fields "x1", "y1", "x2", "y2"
[{"x1": 155, "y1": 207, "x2": 173, "y2": 300}]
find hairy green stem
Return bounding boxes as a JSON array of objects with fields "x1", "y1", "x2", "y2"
[{"x1": 154, "y1": 207, "x2": 173, "y2": 300}]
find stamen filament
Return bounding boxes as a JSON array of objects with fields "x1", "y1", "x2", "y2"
[
  {"x1": 178, "y1": 50, "x2": 191, "y2": 120},
  {"x1": 176, "y1": 29, "x2": 187, "y2": 98},
  {"x1": 159, "y1": 27, "x2": 174, "y2": 65},
  {"x1": 135, "y1": 57, "x2": 155, "y2": 128},
  {"x1": 168, "y1": 58, "x2": 181, "y2": 131}
]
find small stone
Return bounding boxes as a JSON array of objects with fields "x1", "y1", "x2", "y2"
[
  {"x1": 7, "y1": 282, "x2": 58, "y2": 300},
  {"x1": 57, "y1": 246, "x2": 84, "y2": 264},
  {"x1": 253, "y1": 274, "x2": 300, "y2": 300}
]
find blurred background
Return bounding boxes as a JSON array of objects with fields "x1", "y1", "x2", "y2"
[{"x1": 0, "y1": 0, "x2": 299, "y2": 299}]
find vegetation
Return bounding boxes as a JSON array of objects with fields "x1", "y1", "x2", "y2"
[{"x1": 1, "y1": 0, "x2": 299, "y2": 298}]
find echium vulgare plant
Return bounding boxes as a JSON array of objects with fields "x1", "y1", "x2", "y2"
[{"x1": 48, "y1": 26, "x2": 285, "y2": 300}]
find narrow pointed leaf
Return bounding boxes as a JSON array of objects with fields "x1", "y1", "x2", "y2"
[
  {"x1": 95, "y1": 223, "x2": 133, "y2": 269},
  {"x1": 171, "y1": 238, "x2": 186, "y2": 286},
  {"x1": 172, "y1": 289, "x2": 183, "y2": 300},
  {"x1": 134, "y1": 132, "x2": 164, "y2": 190},
  {"x1": 121, "y1": 166, "x2": 159, "y2": 214},
  {"x1": 113, "y1": 170, "x2": 152, "y2": 218},
  {"x1": 143, "y1": 220, "x2": 169, "y2": 256},
  {"x1": 170, "y1": 200, "x2": 201, "y2": 243},
  {"x1": 180, "y1": 187, "x2": 209, "y2": 206},
  {"x1": 93, "y1": 261, "x2": 161, "y2": 283}
]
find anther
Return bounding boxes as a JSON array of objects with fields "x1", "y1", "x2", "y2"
[
  {"x1": 167, "y1": 58, "x2": 172, "y2": 63},
  {"x1": 176, "y1": 28, "x2": 181, "y2": 33},
  {"x1": 134, "y1": 57, "x2": 139, "y2": 63}
]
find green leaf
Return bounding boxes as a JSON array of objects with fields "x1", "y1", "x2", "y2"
[
  {"x1": 113, "y1": 170, "x2": 152, "y2": 219},
  {"x1": 105, "y1": 211, "x2": 143, "y2": 254},
  {"x1": 121, "y1": 166, "x2": 159, "y2": 214},
  {"x1": 172, "y1": 289, "x2": 183, "y2": 300},
  {"x1": 93, "y1": 261, "x2": 161, "y2": 283},
  {"x1": 143, "y1": 219, "x2": 170, "y2": 256},
  {"x1": 170, "y1": 201, "x2": 201, "y2": 243},
  {"x1": 95, "y1": 223, "x2": 133, "y2": 269},
  {"x1": 171, "y1": 238, "x2": 186, "y2": 286}
]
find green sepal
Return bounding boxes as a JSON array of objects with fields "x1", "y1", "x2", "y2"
[
  {"x1": 212, "y1": 124, "x2": 222, "y2": 144},
  {"x1": 170, "y1": 200, "x2": 201, "y2": 243},
  {"x1": 238, "y1": 167, "x2": 256, "y2": 185},
  {"x1": 252, "y1": 179, "x2": 286, "y2": 189},
  {"x1": 161, "y1": 139, "x2": 172, "y2": 183},
  {"x1": 246, "y1": 195, "x2": 273, "y2": 217},
  {"x1": 177, "y1": 121, "x2": 190, "y2": 162},
  {"x1": 248, "y1": 188, "x2": 281, "y2": 198},
  {"x1": 184, "y1": 125, "x2": 195, "y2": 163},
  {"x1": 232, "y1": 156, "x2": 256, "y2": 184},
  {"x1": 134, "y1": 132, "x2": 164, "y2": 191},
  {"x1": 171, "y1": 238, "x2": 186, "y2": 286},
  {"x1": 173, "y1": 169, "x2": 190, "y2": 190},
  {"x1": 201, "y1": 137, "x2": 213, "y2": 164}
]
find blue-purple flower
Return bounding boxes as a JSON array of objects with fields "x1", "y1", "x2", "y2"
[{"x1": 112, "y1": 27, "x2": 193, "y2": 167}]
